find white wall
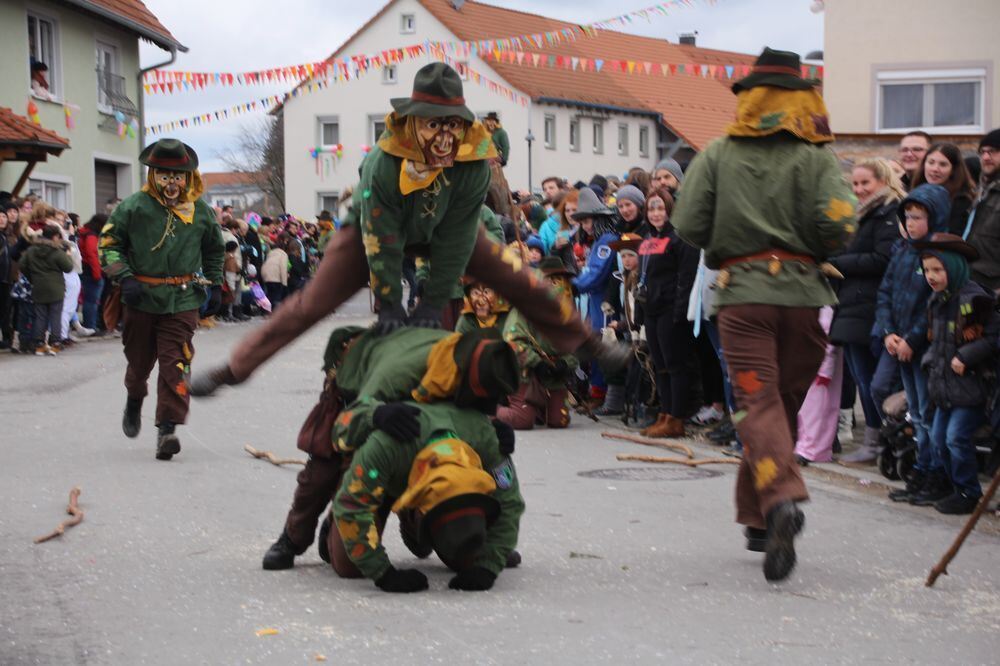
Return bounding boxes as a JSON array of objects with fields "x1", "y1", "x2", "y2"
[{"x1": 283, "y1": 0, "x2": 661, "y2": 216}]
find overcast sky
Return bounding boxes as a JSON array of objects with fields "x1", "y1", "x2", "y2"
[{"x1": 140, "y1": 0, "x2": 824, "y2": 171}]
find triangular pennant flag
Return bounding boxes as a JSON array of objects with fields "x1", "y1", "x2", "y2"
[
  {"x1": 595, "y1": 59, "x2": 604, "y2": 72},
  {"x1": 532, "y1": 53, "x2": 541, "y2": 67},
  {"x1": 709, "y1": 65, "x2": 718, "y2": 78},
  {"x1": 571, "y1": 57, "x2": 579, "y2": 71},
  {"x1": 643, "y1": 62, "x2": 652, "y2": 75},
  {"x1": 725, "y1": 65, "x2": 735, "y2": 79},
  {"x1": 516, "y1": 51, "x2": 525, "y2": 65}
]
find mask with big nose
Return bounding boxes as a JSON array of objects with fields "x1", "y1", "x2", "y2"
[
  {"x1": 152, "y1": 169, "x2": 188, "y2": 206},
  {"x1": 411, "y1": 115, "x2": 468, "y2": 168},
  {"x1": 468, "y1": 284, "x2": 497, "y2": 320}
]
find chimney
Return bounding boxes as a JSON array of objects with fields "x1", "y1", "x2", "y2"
[
  {"x1": 678, "y1": 32, "x2": 697, "y2": 46},
  {"x1": 451, "y1": 0, "x2": 466, "y2": 10}
]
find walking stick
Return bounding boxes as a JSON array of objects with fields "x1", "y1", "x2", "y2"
[{"x1": 925, "y1": 466, "x2": 1000, "y2": 587}]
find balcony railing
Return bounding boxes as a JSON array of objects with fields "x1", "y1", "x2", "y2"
[{"x1": 96, "y1": 68, "x2": 137, "y2": 125}]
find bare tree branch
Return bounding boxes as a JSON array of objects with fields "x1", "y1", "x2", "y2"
[{"x1": 216, "y1": 116, "x2": 285, "y2": 213}]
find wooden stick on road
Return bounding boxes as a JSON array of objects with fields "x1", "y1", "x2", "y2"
[
  {"x1": 602, "y1": 432, "x2": 694, "y2": 459},
  {"x1": 34, "y1": 487, "x2": 84, "y2": 544},
  {"x1": 617, "y1": 454, "x2": 739, "y2": 467},
  {"x1": 244, "y1": 445, "x2": 306, "y2": 467},
  {"x1": 926, "y1": 466, "x2": 1000, "y2": 587}
]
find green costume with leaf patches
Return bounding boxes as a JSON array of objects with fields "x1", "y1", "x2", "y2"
[
  {"x1": 503, "y1": 309, "x2": 579, "y2": 389},
  {"x1": 99, "y1": 192, "x2": 224, "y2": 314},
  {"x1": 490, "y1": 126, "x2": 510, "y2": 166},
  {"x1": 415, "y1": 205, "x2": 506, "y2": 302},
  {"x1": 333, "y1": 400, "x2": 524, "y2": 581}
]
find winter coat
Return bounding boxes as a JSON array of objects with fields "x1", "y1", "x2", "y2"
[
  {"x1": 261, "y1": 247, "x2": 288, "y2": 285},
  {"x1": 77, "y1": 227, "x2": 102, "y2": 280},
  {"x1": 967, "y1": 175, "x2": 1000, "y2": 290},
  {"x1": 873, "y1": 184, "x2": 951, "y2": 354},
  {"x1": 572, "y1": 230, "x2": 618, "y2": 331},
  {"x1": 828, "y1": 192, "x2": 900, "y2": 345},
  {"x1": 640, "y1": 224, "x2": 700, "y2": 322},
  {"x1": 19, "y1": 239, "x2": 72, "y2": 304},
  {"x1": 947, "y1": 193, "x2": 973, "y2": 237},
  {"x1": 922, "y1": 281, "x2": 999, "y2": 409},
  {"x1": 671, "y1": 134, "x2": 855, "y2": 309},
  {"x1": 0, "y1": 231, "x2": 10, "y2": 284}
]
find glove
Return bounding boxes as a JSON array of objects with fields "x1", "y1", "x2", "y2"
[
  {"x1": 120, "y1": 277, "x2": 143, "y2": 307},
  {"x1": 373, "y1": 302, "x2": 408, "y2": 335},
  {"x1": 408, "y1": 302, "x2": 443, "y2": 329},
  {"x1": 493, "y1": 419, "x2": 515, "y2": 456},
  {"x1": 205, "y1": 285, "x2": 223, "y2": 316},
  {"x1": 448, "y1": 566, "x2": 497, "y2": 591},
  {"x1": 372, "y1": 402, "x2": 421, "y2": 441},
  {"x1": 187, "y1": 363, "x2": 239, "y2": 397},
  {"x1": 375, "y1": 566, "x2": 428, "y2": 593}
]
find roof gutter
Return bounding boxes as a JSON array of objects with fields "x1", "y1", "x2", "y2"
[
  {"x1": 137, "y1": 46, "x2": 178, "y2": 152},
  {"x1": 534, "y1": 96, "x2": 660, "y2": 119},
  {"x1": 59, "y1": 0, "x2": 188, "y2": 53}
]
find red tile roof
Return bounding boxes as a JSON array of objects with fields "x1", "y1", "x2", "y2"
[
  {"x1": 68, "y1": 0, "x2": 184, "y2": 51},
  {"x1": 202, "y1": 172, "x2": 260, "y2": 189},
  {"x1": 418, "y1": 0, "x2": 755, "y2": 150},
  {"x1": 0, "y1": 107, "x2": 70, "y2": 152}
]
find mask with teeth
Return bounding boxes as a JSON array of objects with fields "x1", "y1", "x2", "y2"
[
  {"x1": 410, "y1": 115, "x2": 468, "y2": 168},
  {"x1": 151, "y1": 169, "x2": 188, "y2": 206}
]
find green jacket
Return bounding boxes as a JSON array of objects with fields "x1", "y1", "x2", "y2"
[
  {"x1": 100, "y1": 191, "x2": 225, "y2": 314},
  {"x1": 671, "y1": 135, "x2": 855, "y2": 309},
  {"x1": 342, "y1": 146, "x2": 491, "y2": 309},
  {"x1": 415, "y1": 205, "x2": 506, "y2": 301},
  {"x1": 332, "y1": 327, "x2": 452, "y2": 451},
  {"x1": 332, "y1": 400, "x2": 524, "y2": 580},
  {"x1": 503, "y1": 309, "x2": 579, "y2": 389},
  {"x1": 491, "y1": 127, "x2": 510, "y2": 165},
  {"x1": 20, "y1": 240, "x2": 72, "y2": 304}
]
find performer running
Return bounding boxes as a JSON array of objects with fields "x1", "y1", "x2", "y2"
[
  {"x1": 672, "y1": 48, "x2": 855, "y2": 581},
  {"x1": 100, "y1": 139, "x2": 224, "y2": 460},
  {"x1": 189, "y1": 62, "x2": 625, "y2": 398}
]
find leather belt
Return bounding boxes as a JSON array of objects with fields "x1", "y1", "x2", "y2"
[
  {"x1": 133, "y1": 274, "x2": 195, "y2": 286},
  {"x1": 720, "y1": 249, "x2": 815, "y2": 270}
]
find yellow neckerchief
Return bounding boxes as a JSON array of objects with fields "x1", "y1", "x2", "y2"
[
  {"x1": 141, "y1": 169, "x2": 204, "y2": 224},
  {"x1": 726, "y1": 87, "x2": 834, "y2": 145},
  {"x1": 318, "y1": 220, "x2": 334, "y2": 232},
  {"x1": 391, "y1": 437, "x2": 497, "y2": 515},
  {"x1": 378, "y1": 112, "x2": 498, "y2": 195},
  {"x1": 411, "y1": 332, "x2": 463, "y2": 402}
]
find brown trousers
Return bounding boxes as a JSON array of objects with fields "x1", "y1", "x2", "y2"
[
  {"x1": 717, "y1": 305, "x2": 826, "y2": 529},
  {"x1": 229, "y1": 225, "x2": 590, "y2": 382},
  {"x1": 496, "y1": 380, "x2": 570, "y2": 430},
  {"x1": 122, "y1": 307, "x2": 199, "y2": 425}
]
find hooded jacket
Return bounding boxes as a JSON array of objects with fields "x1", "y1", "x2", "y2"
[
  {"x1": 967, "y1": 173, "x2": 1000, "y2": 290},
  {"x1": 19, "y1": 239, "x2": 73, "y2": 303},
  {"x1": 873, "y1": 184, "x2": 951, "y2": 354}
]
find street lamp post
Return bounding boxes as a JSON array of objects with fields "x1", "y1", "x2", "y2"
[{"x1": 525, "y1": 129, "x2": 535, "y2": 195}]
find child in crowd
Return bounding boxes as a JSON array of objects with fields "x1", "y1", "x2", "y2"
[
  {"x1": 917, "y1": 233, "x2": 998, "y2": 514},
  {"x1": 871, "y1": 184, "x2": 951, "y2": 502},
  {"x1": 19, "y1": 224, "x2": 72, "y2": 355},
  {"x1": 222, "y1": 240, "x2": 241, "y2": 321},
  {"x1": 261, "y1": 233, "x2": 289, "y2": 312},
  {"x1": 525, "y1": 235, "x2": 545, "y2": 267},
  {"x1": 794, "y1": 306, "x2": 843, "y2": 463}
]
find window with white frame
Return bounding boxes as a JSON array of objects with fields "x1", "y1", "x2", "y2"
[
  {"x1": 639, "y1": 126, "x2": 650, "y2": 158},
  {"x1": 455, "y1": 61, "x2": 469, "y2": 81},
  {"x1": 28, "y1": 177, "x2": 70, "y2": 210},
  {"x1": 618, "y1": 123, "x2": 629, "y2": 156},
  {"x1": 593, "y1": 122, "x2": 604, "y2": 154},
  {"x1": 877, "y1": 67, "x2": 986, "y2": 133},
  {"x1": 318, "y1": 192, "x2": 339, "y2": 213},
  {"x1": 544, "y1": 115, "x2": 556, "y2": 149},
  {"x1": 27, "y1": 12, "x2": 60, "y2": 98},
  {"x1": 569, "y1": 119, "x2": 580, "y2": 152},
  {"x1": 96, "y1": 40, "x2": 120, "y2": 112},
  {"x1": 370, "y1": 116, "x2": 387, "y2": 145},
  {"x1": 400, "y1": 13, "x2": 415, "y2": 34},
  {"x1": 318, "y1": 117, "x2": 340, "y2": 147},
  {"x1": 382, "y1": 65, "x2": 398, "y2": 84}
]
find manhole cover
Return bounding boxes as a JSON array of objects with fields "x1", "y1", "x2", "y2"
[{"x1": 578, "y1": 467, "x2": 721, "y2": 482}]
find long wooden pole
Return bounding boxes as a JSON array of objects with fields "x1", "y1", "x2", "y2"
[{"x1": 926, "y1": 466, "x2": 1000, "y2": 587}]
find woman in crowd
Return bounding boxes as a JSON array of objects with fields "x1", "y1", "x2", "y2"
[
  {"x1": 911, "y1": 142, "x2": 978, "y2": 236},
  {"x1": 832, "y1": 158, "x2": 905, "y2": 462},
  {"x1": 614, "y1": 185, "x2": 647, "y2": 236},
  {"x1": 77, "y1": 214, "x2": 106, "y2": 332},
  {"x1": 625, "y1": 167, "x2": 652, "y2": 196},
  {"x1": 0, "y1": 207, "x2": 13, "y2": 349},
  {"x1": 639, "y1": 187, "x2": 699, "y2": 438}
]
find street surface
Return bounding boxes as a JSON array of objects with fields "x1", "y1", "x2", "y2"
[{"x1": 2, "y1": 294, "x2": 999, "y2": 665}]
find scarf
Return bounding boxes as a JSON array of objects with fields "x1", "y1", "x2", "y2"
[
  {"x1": 141, "y1": 169, "x2": 204, "y2": 224},
  {"x1": 856, "y1": 187, "x2": 898, "y2": 221},
  {"x1": 726, "y1": 87, "x2": 834, "y2": 145}
]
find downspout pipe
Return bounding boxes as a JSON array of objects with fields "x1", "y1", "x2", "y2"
[{"x1": 137, "y1": 46, "x2": 177, "y2": 153}]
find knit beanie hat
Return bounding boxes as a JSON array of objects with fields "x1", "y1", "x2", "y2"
[
  {"x1": 653, "y1": 158, "x2": 684, "y2": 184},
  {"x1": 615, "y1": 184, "x2": 646, "y2": 208},
  {"x1": 979, "y1": 128, "x2": 1000, "y2": 151}
]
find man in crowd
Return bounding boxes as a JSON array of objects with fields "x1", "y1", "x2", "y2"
[
  {"x1": 100, "y1": 139, "x2": 224, "y2": 460},
  {"x1": 898, "y1": 131, "x2": 932, "y2": 190},
  {"x1": 541, "y1": 177, "x2": 565, "y2": 205},
  {"x1": 672, "y1": 48, "x2": 855, "y2": 582},
  {"x1": 189, "y1": 62, "x2": 624, "y2": 398},
  {"x1": 965, "y1": 129, "x2": 1000, "y2": 291},
  {"x1": 483, "y1": 112, "x2": 509, "y2": 167}
]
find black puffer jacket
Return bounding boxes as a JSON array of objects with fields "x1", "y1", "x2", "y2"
[
  {"x1": 829, "y1": 193, "x2": 900, "y2": 345},
  {"x1": 640, "y1": 223, "x2": 699, "y2": 321},
  {"x1": 968, "y1": 175, "x2": 1000, "y2": 290},
  {"x1": 922, "y1": 281, "x2": 999, "y2": 409}
]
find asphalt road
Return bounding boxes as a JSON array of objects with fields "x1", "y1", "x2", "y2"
[{"x1": 2, "y1": 298, "x2": 998, "y2": 665}]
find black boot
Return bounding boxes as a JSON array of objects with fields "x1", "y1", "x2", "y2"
[
  {"x1": 505, "y1": 549, "x2": 522, "y2": 568},
  {"x1": 909, "y1": 472, "x2": 951, "y2": 506},
  {"x1": 763, "y1": 502, "x2": 805, "y2": 582},
  {"x1": 317, "y1": 514, "x2": 331, "y2": 564},
  {"x1": 262, "y1": 530, "x2": 301, "y2": 570},
  {"x1": 155, "y1": 422, "x2": 181, "y2": 460},
  {"x1": 123, "y1": 396, "x2": 142, "y2": 439},
  {"x1": 934, "y1": 491, "x2": 981, "y2": 515},
  {"x1": 744, "y1": 526, "x2": 768, "y2": 553},
  {"x1": 888, "y1": 469, "x2": 926, "y2": 503}
]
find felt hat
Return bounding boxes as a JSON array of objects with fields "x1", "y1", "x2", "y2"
[
  {"x1": 731, "y1": 47, "x2": 818, "y2": 94},
  {"x1": 425, "y1": 493, "x2": 501, "y2": 571},
  {"x1": 391, "y1": 62, "x2": 475, "y2": 122},
  {"x1": 139, "y1": 138, "x2": 199, "y2": 172},
  {"x1": 485, "y1": 111, "x2": 500, "y2": 121},
  {"x1": 610, "y1": 233, "x2": 643, "y2": 254},
  {"x1": 317, "y1": 210, "x2": 333, "y2": 222},
  {"x1": 538, "y1": 256, "x2": 575, "y2": 279},
  {"x1": 572, "y1": 187, "x2": 614, "y2": 220},
  {"x1": 913, "y1": 232, "x2": 980, "y2": 261},
  {"x1": 453, "y1": 329, "x2": 520, "y2": 408}
]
